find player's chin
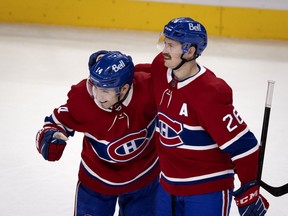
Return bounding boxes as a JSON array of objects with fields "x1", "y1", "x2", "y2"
[
  {"x1": 163, "y1": 60, "x2": 173, "y2": 68},
  {"x1": 99, "y1": 101, "x2": 110, "y2": 109}
]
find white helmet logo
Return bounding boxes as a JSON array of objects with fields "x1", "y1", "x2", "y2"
[
  {"x1": 189, "y1": 23, "x2": 201, "y2": 31},
  {"x1": 112, "y1": 60, "x2": 125, "y2": 72}
]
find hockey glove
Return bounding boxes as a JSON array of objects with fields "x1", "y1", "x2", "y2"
[
  {"x1": 233, "y1": 180, "x2": 269, "y2": 216},
  {"x1": 36, "y1": 125, "x2": 68, "y2": 161},
  {"x1": 88, "y1": 50, "x2": 109, "y2": 70}
]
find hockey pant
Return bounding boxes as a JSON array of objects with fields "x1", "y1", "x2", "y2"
[
  {"x1": 74, "y1": 178, "x2": 159, "y2": 216},
  {"x1": 156, "y1": 184, "x2": 232, "y2": 216}
]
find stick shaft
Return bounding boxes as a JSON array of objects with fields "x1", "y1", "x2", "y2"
[{"x1": 257, "y1": 80, "x2": 275, "y2": 182}]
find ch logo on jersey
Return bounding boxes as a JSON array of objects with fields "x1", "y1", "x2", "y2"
[
  {"x1": 107, "y1": 129, "x2": 149, "y2": 162},
  {"x1": 158, "y1": 113, "x2": 183, "y2": 147}
]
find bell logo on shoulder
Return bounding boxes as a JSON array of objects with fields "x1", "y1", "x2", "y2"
[
  {"x1": 189, "y1": 23, "x2": 201, "y2": 31},
  {"x1": 112, "y1": 60, "x2": 125, "y2": 72}
]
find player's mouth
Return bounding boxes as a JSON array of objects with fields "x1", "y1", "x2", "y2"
[
  {"x1": 99, "y1": 100, "x2": 108, "y2": 105},
  {"x1": 163, "y1": 53, "x2": 171, "y2": 60}
]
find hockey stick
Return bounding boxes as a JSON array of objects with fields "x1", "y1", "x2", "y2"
[
  {"x1": 257, "y1": 80, "x2": 288, "y2": 197},
  {"x1": 260, "y1": 180, "x2": 288, "y2": 197}
]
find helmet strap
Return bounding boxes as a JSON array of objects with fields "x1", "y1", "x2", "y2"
[
  {"x1": 111, "y1": 85, "x2": 131, "y2": 112},
  {"x1": 172, "y1": 54, "x2": 199, "y2": 71}
]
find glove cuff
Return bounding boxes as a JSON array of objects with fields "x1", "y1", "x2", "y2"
[
  {"x1": 43, "y1": 124, "x2": 66, "y2": 133},
  {"x1": 234, "y1": 183, "x2": 260, "y2": 207}
]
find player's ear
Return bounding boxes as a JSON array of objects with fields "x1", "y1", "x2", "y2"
[
  {"x1": 188, "y1": 46, "x2": 196, "y2": 56},
  {"x1": 121, "y1": 84, "x2": 130, "y2": 95}
]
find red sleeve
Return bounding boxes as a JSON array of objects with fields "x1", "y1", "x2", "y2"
[
  {"x1": 52, "y1": 79, "x2": 95, "y2": 132},
  {"x1": 234, "y1": 150, "x2": 259, "y2": 184},
  {"x1": 135, "y1": 63, "x2": 151, "y2": 74},
  {"x1": 193, "y1": 77, "x2": 247, "y2": 146},
  {"x1": 191, "y1": 72, "x2": 259, "y2": 185}
]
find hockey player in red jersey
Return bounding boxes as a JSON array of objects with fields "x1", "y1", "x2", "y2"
[
  {"x1": 35, "y1": 51, "x2": 159, "y2": 216},
  {"x1": 149, "y1": 17, "x2": 269, "y2": 215}
]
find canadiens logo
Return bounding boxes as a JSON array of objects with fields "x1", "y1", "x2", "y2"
[
  {"x1": 107, "y1": 129, "x2": 149, "y2": 162},
  {"x1": 158, "y1": 113, "x2": 183, "y2": 147}
]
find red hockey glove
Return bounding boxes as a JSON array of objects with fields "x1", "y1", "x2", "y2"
[
  {"x1": 36, "y1": 126, "x2": 68, "y2": 161},
  {"x1": 233, "y1": 180, "x2": 269, "y2": 216}
]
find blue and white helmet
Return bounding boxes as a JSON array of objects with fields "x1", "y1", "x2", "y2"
[
  {"x1": 163, "y1": 17, "x2": 207, "y2": 56},
  {"x1": 89, "y1": 51, "x2": 134, "y2": 91}
]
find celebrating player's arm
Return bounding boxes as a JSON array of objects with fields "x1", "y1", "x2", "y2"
[
  {"x1": 199, "y1": 85, "x2": 269, "y2": 215},
  {"x1": 35, "y1": 108, "x2": 74, "y2": 161},
  {"x1": 135, "y1": 63, "x2": 151, "y2": 74},
  {"x1": 215, "y1": 104, "x2": 269, "y2": 215},
  {"x1": 229, "y1": 133, "x2": 270, "y2": 215},
  {"x1": 35, "y1": 50, "x2": 108, "y2": 162}
]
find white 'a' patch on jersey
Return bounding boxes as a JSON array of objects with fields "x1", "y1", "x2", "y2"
[{"x1": 179, "y1": 103, "x2": 188, "y2": 117}]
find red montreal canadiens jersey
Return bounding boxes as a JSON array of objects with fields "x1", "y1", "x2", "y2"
[
  {"x1": 49, "y1": 72, "x2": 159, "y2": 195},
  {"x1": 151, "y1": 53, "x2": 259, "y2": 196}
]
